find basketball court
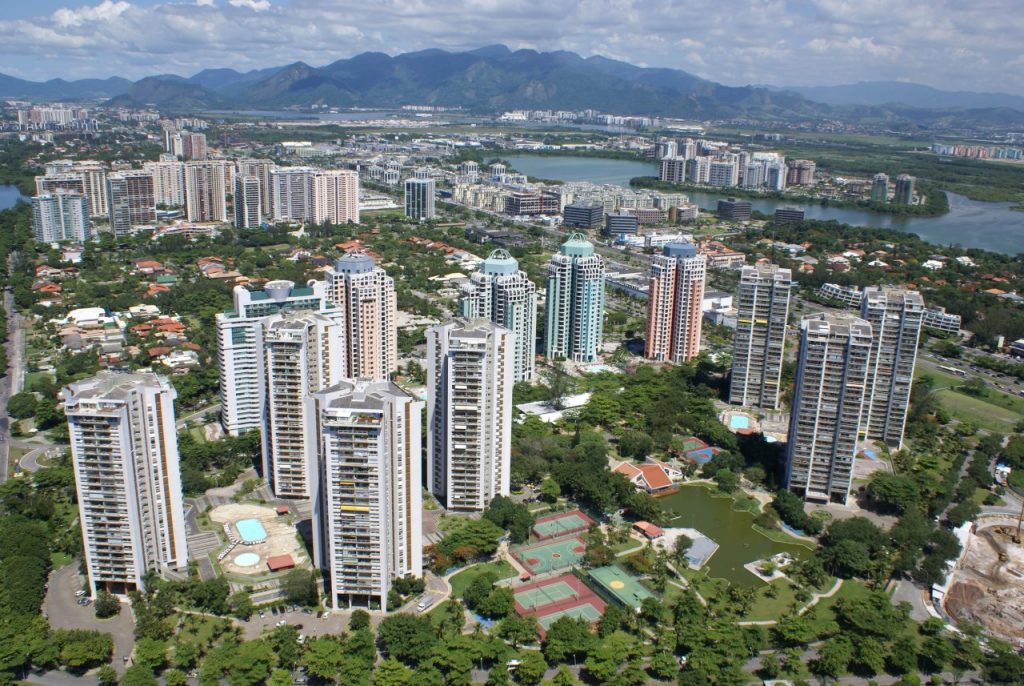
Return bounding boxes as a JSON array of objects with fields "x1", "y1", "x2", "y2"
[
  {"x1": 532, "y1": 510, "x2": 595, "y2": 540},
  {"x1": 512, "y1": 574, "x2": 607, "y2": 635},
  {"x1": 511, "y1": 536, "x2": 586, "y2": 574},
  {"x1": 589, "y1": 565, "x2": 653, "y2": 610}
]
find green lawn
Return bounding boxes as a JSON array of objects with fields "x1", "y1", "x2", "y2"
[
  {"x1": 449, "y1": 561, "x2": 516, "y2": 597},
  {"x1": 741, "y1": 579, "x2": 802, "y2": 621},
  {"x1": 177, "y1": 614, "x2": 231, "y2": 649},
  {"x1": 50, "y1": 552, "x2": 74, "y2": 568},
  {"x1": 917, "y1": 368, "x2": 1024, "y2": 431}
]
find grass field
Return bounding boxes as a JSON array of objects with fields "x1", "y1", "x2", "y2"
[
  {"x1": 449, "y1": 560, "x2": 516, "y2": 598},
  {"x1": 917, "y1": 366, "x2": 1024, "y2": 431}
]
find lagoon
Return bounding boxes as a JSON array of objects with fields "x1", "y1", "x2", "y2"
[
  {"x1": 0, "y1": 184, "x2": 27, "y2": 210},
  {"x1": 503, "y1": 154, "x2": 1024, "y2": 255}
]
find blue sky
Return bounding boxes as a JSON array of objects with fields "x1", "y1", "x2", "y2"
[{"x1": 1, "y1": 0, "x2": 1022, "y2": 94}]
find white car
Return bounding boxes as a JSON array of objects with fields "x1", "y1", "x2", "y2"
[
  {"x1": 75, "y1": 590, "x2": 86, "y2": 597},
  {"x1": 276, "y1": 620, "x2": 287, "y2": 627}
]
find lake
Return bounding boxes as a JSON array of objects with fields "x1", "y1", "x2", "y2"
[
  {"x1": 659, "y1": 485, "x2": 811, "y2": 586},
  {"x1": 0, "y1": 184, "x2": 27, "y2": 210},
  {"x1": 503, "y1": 154, "x2": 1024, "y2": 255}
]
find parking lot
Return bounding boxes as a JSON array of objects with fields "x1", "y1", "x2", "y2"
[{"x1": 238, "y1": 605, "x2": 386, "y2": 640}]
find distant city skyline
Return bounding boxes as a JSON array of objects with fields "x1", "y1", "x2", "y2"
[{"x1": 2, "y1": 0, "x2": 1023, "y2": 95}]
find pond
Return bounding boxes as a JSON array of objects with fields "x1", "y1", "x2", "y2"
[
  {"x1": 658, "y1": 484, "x2": 812, "y2": 587},
  {"x1": 502, "y1": 154, "x2": 1024, "y2": 255},
  {"x1": 0, "y1": 184, "x2": 28, "y2": 210}
]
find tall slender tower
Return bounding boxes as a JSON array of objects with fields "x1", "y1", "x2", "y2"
[
  {"x1": 234, "y1": 175, "x2": 262, "y2": 229},
  {"x1": 184, "y1": 161, "x2": 228, "y2": 222},
  {"x1": 107, "y1": 171, "x2": 156, "y2": 236},
  {"x1": 427, "y1": 319, "x2": 513, "y2": 512},
  {"x1": 644, "y1": 242, "x2": 706, "y2": 364},
  {"x1": 729, "y1": 264, "x2": 793, "y2": 408},
  {"x1": 65, "y1": 372, "x2": 187, "y2": 596},
  {"x1": 785, "y1": 314, "x2": 873, "y2": 504},
  {"x1": 311, "y1": 379, "x2": 423, "y2": 611},
  {"x1": 404, "y1": 178, "x2": 436, "y2": 220},
  {"x1": 262, "y1": 312, "x2": 344, "y2": 498},
  {"x1": 860, "y1": 287, "x2": 924, "y2": 449},
  {"x1": 271, "y1": 167, "x2": 316, "y2": 222},
  {"x1": 460, "y1": 249, "x2": 538, "y2": 382},
  {"x1": 325, "y1": 253, "x2": 397, "y2": 380},
  {"x1": 236, "y1": 159, "x2": 274, "y2": 217},
  {"x1": 545, "y1": 233, "x2": 606, "y2": 362},
  {"x1": 312, "y1": 170, "x2": 360, "y2": 225}
]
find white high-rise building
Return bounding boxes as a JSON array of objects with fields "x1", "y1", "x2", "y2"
[
  {"x1": 311, "y1": 379, "x2": 423, "y2": 611},
  {"x1": 427, "y1": 319, "x2": 513, "y2": 512},
  {"x1": 325, "y1": 253, "x2": 397, "y2": 380},
  {"x1": 271, "y1": 167, "x2": 316, "y2": 222},
  {"x1": 184, "y1": 161, "x2": 228, "y2": 222},
  {"x1": 37, "y1": 160, "x2": 108, "y2": 216},
  {"x1": 144, "y1": 160, "x2": 186, "y2": 207},
  {"x1": 729, "y1": 264, "x2": 793, "y2": 409},
  {"x1": 262, "y1": 312, "x2": 344, "y2": 498},
  {"x1": 860, "y1": 287, "x2": 924, "y2": 449},
  {"x1": 545, "y1": 233, "x2": 605, "y2": 363},
  {"x1": 107, "y1": 171, "x2": 156, "y2": 236},
  {"x1": 404, "y1": 178, "x2": 435, "y2": 220},
  {"x1": 785, "y1": 314, "x2": 872, "y2": 504},
  {"x1": 216, "y1": 280, "x2": 336, "y2": 436},
  {"x1": 312, "y1": 170, "x2": 360, "y2": 225},
  {"x1": 32, "y1": 192, "x2": 90, "y2": 243},
  {"x1": 65, "y1": 372, "x2": 187, "y2": 596},
  {"x1": 460, "y1": 249, "x2": 538, "y2": 382},
  {"x1": 644, "y1": 242, "x2": 706, "y2": 364},
  {"x1": 234, "y1": 175, "x2": 262, "y2": 229},
  {"x1": 236, "y1": 159, "x2": 275, "y2": 217}
]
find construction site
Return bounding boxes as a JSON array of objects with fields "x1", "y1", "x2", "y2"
[{"x1": 943, "y1": 514, "x2": 1024, "y2": 645}]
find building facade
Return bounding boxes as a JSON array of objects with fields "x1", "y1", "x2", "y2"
[
  {"x1": 871, "y1": 173, "x2": 889, "y2": 203},
  {"x1": 144, "y1": 160, "x2": 186, "y2": 208},
  {"x1": 184, "y1": 161, "x2": 228, "y2": 223},
  {"x1": 32, "y1": 192, "x2": 89, "y2": 243},
  {"x1": 894, "y1": 174, "x2": 915, "y2": 205},
  {"x1": 785, "y1": 314, "x2": 873, "y2": 504},
  {"x1": 312, "y1": 379, "x2": 423, "y2": 611},
  {"x1": 404, "y1": 178, "x2": 436, "y2": 220},
  {"x1": 65, "y1": 372, "x2": 187, "y2": 596},
  {"x1": 236, "y1": 159, "x2": 275, "y2": 217},
  {"x1": 545, "y1": 233, "x2": 606, "y2": 362},
  {"x1": 427, "y1": 319, "x2": 513, "y2": 512},
  {"x1": 234, "y1": 175, "x2": 262, "y2": 229},
  {"x1": 325, "y1": 253, "x2": 397, "y2": 380},
  {"x1": 107, "y1": 171, "x2": 156, "y2": 236},
  {"x1": 312, "y1": 170, "x2": 360, "y2": 225},
  {"x1": 459, "y1": 249, "x2": 538, "y2": 382},
  {"x1": 271, "y1": 167, "x2": 316, "y2": 222},
  {"x1": 729, "y1": 265, "x2": 793, "y2": 409},
  {"x1": 644, "y1": 242, "x2": 707, "y2": 364}
]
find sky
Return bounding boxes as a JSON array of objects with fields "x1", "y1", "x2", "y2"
[{"x1": 1, "y1": 0, "x2": 1022, "y2": 94}]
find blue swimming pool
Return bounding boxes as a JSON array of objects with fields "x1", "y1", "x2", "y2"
[
  {"x1": 236, "y1": 518, "x2": 267, "y2": 543},
  {"x1": 729, "y1": 415, "x2": 751, "y2": 430}
]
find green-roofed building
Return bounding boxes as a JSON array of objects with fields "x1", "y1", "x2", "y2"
[{"x1": 545, "y1": 233, "x2": 606, "y2": 362}]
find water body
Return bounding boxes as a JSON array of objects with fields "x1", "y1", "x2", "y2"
[
  {"x1": 0, "y1": 184, "x2": 28, "y2": 210},
  {"x1": 203, "y1": 109, "x2": 399, "y2": 121},
  {"x1": 503, "y1": 154, "x2": 1024, "y2": 255},
  {"x1": 659, "y1": 485, "x2": 811, "y2": 586}
]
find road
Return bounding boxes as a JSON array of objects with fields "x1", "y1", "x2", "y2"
[
  {"x1": 176, "y1": 403, "x2": 221, "y2": 430},
  {"x1": 0, "y1": 282, "x2": 25, "y2": 483}
]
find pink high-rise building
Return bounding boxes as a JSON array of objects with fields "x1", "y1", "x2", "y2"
[{"x1": 645, "y1": 242, "x2": 707, "y2": 364}]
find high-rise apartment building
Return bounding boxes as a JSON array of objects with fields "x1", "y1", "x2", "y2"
[
  {"x1": 708, "y1": 159, "x2": 739, "y2": 187},
  {"x1": 404, "y1": 178, "x2": 436, "y2": 220},
  {"x1": 312, "y1": 170, "x2": 360, "y2": 225},
  {"x1": 262, "y1": 312, "x2": 344, "y2": 498},
  {"x1": 870, "y1": 173, "x2": 889, "y2": 203},
  {"x1": 644, "y1": 242, "x2": 706, "y2": 364},
  {"x1": 894, "y1": 174, "x2": 915, "y2": 205},
  {"x1": 460, "y1": 250, "x2": 538, "y2": 382},
  {"x1": 659, "y1": 157, "x2": 687, "y2": 184},
  {"x1": 182, "y1": 132, "x2": 207, "y2": 161},
  {"x1": 65, "y1": 372, "x2": 187, "y2": 596},
  {"x1": 107, "y1": 171, "x2": 156, "y2": 236},
  {"x1": 144, "y1": 160, "x2": 186, "y2": 207},
  {"x1": 545, "y1": 233, "x2": 605, "y2": 362},
  {"x1": 860, "y1": 287, "x2": 924, "y2": 449},
  {"x1": 729, "y1": 264, "x2": 793, "y2": 408},
  {"x1": 184, "y1": 161, "x2": 228, "y2": 222},
  {"x1": 234, "y1": 175, "x2": 262, "y2": 229},
  {"x1": 37, "y1": 160, "x2": 108, "y2": 216},
  {"x1": 32, "y1": 192, "x2": 90, "y2": 243},
  {"x1": 236, "y1": 159, "x2": 275, "y2": 217},
  {"x1": 786, "y1": 160, "x2": 816, "y2": 186},
  {"x1": 427, "y1": 319, "x2": 513, "y2": 512},
  {"x1": 325, "y1": 253, "x2": 397, "y2": 380},
  {"x1": 216, "y1": 280, "x2": 335, "y2": 435},
  {"x1": 271, "y1": 167, "x2": 316, "y2": 222},
  {"x1": 785, "y1": 314, "x2": 873, "y2": 504},
  {"x1": 311, "y1": 379, "x2": 422, "y2": 611}
]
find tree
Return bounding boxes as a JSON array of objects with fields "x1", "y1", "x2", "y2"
[
  {"x1": 302, "y1": 638, "x2": 345, "y2": 681},
  {"x1": 618, "y1": 431, "x2": 654, "y2": 459},
  {"x1": 584, "y1": 632, "x2": 640, "y2": 685},
  {"x1": 226, "y1": 641, "x2": 273, "y2": 686},
  {"x1": 464, "y1": 572, "x2": 499, "y2": 610},
  {"x1": 551, "y1": 664, "x2": 578, "y2": 686},
  {"x1": 483, "y1": 495, "x2": 535, "y2": 544},
  {"x1": 282, "y1": 569, "x2": 317, "y2": 606},
  {"x1": 850, "y1": 636, "x2": 886, "y2": 676},
  {"x1": 478, "y1": 587, "x2": 515, "y2": 619},
  {"x1": 373, "y1": 658, "x2": 414, "y2": 686},
  {"x1": 810, "y1": 636, "x2": 852, "y2": 683},
  {"x1": 164, "y1": 670, "x2": 188, "y2": 686},
  {"x1": 94, "y1": 590, "x2": 121, "y2": 618},
  {"x1": 887, "y1": 636, "x2": 919, "y2": 675},
  {"x1": 267, "y1": 670, "x2": 292, "y2": 686},
  {"x1": 539, "y1": 478, "x2": 561, "y2": 503},
  {"x1": 96, "y1": 665, "x2": 119, "y2": 686},
  {"x1": 514, "y1": 651, "x2": 548, "y2": 686},
  {"x1": 229, "y1": 591, "x2": 252, "y2": 620},
  {"x1": 649, "y1": 650, "x2": 679, "y2": 680},
  {"x1": 121, "y1": 665, "x2": 157, "y2": 686},
  {"x1": 377, "y1": 614, "x2": 438, "y2": 665},
  {"x1": 820, "y1": 538, "x2": 872, "y2": 578},
  {"x1": 7, "y1": 392, "x2": 37, "y2": 419},
  {"x1": 55, "y1": 629, "x2": 113, "y2": 672},
  {"x1": 269, "y1": 625, "x2": 300, "y2": 670},
  {"x1": 834, "y1": 591, "x2": 909, "y2": 640},
  {"x1": 496, "y1": 614, "x2": 538, "y2": 648},
  {"x1": 918, "y1": 635, "x2": 954, "y2": 673},
  {"x1": 349, "y1": 609, "x2": 371, "y2": 632},
  {"x1": 865, "y1": 473, "x2": 920, "y2": 514},
  {"x1": 543, "y1": 617, "x2": 595, "y2": 664},
  {"x1": 713, "y1": 469, "x2": 739, "y2": 494},
  {"x1": 172, "y1": 642, "x2": 198, "y2": 670},
  {"x1": 133, "y1": 638, "x2": 167, "y2": 673}
]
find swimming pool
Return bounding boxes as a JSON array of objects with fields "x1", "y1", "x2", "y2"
[
  {"x1": 236, "y1": 518, "x2": 267, "y2": 543},
  {"x1": 234, "y1": 552, "x2": 260, "y2": 567},
  {"x1": 729, "y1": 415, "x2": 751, "y2": 430}
]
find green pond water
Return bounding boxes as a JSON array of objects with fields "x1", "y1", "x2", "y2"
[{"x1": 659, "y1": 484, "x2": 812, "y2": 586}]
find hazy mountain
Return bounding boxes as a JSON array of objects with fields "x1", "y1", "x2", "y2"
[
  {"x1": 189, "y1": 66, "x2": 284, "y2": 91},
  {"x1": 0, "y1": 74, "x2": 132, "y2": 100},
  {"x1": 106, "y1": 77, "x2": 227, "y2": 109},
  {"x1": 782, "y1": 81, "x2": 1024, "y2": 110}
]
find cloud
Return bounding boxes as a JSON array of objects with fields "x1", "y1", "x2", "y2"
[{"x1": 1, "y1": 0, "x2": 1022, "y2": 94}]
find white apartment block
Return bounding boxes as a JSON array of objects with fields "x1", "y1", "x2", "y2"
[
  {"x1": 860, "y1": 287, "x2": 924, "y2": 449},
  {"x1": 271, "y1": 167, "x2": 316, "y2": 222},
  {"x1": 644, "y1": 242, "x2": 706, "y2": 364},
  {"x1": 65, "y1": 372, "x2": 187, "y2": 596},
  {"x1": 545, "y1": 233, "x2": 606, "y2": 363},
  {"x1": 32, "y1": 192, "x2": 90, "y2": 243},
  {"x1": 262, "y1": 312, "x2": 344, "y2": 499},
  {"x1": 785, "y1": 314, "x2": 873, "y2": 504},
  {"x1": 236, "y1": 159, "x2": 275, "y2": 217},
  {"x1": 312, "y1": 170, "x2": 360, "y2": 225},
  {"x1": 427, "y1": 319, "x2": 513, "y2": 512},
  {"x1": 729, "y1": 264, "x2": 793, "y2": 409},
  {"x1": 311, "y1": 379, "x2": 423, "y2": 611},
  {"x1": 38, "y1": 160, "x2": 108, "y2": 216},
  {"x1": 184, "y1": 161, "x2": 228, "y2": 223},
  {"x1": 144, "y1": 160, "x2": 186, "y2": 207},
  {"x1": 325, "y1": 253, "x2": 397, "y2": 380},
  {"x1": 107, "y1": 170, "x2": 156, "y2": 236},
  {"x1": 460, "y1": 249, "x2": 538, "y2": 382},
  {"x1": 234, "y1": 175, "x2": 262, "y2": 229}
]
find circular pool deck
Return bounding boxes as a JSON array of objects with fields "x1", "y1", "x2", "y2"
[{"x1": 234, "y1": 552, "x2": 260, "y2": 567}]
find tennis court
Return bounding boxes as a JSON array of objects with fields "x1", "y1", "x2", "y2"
[
  {"x1": 512, "y1": 574, "x2": 607, "y2": 637},
  {"x1": 589, "y1": 565, "x2": 653, "y2": 610},
  {"x1": 537, "y1": 602, "x2": 604, "y2": 629},
  {"x1": 532, "y1": 510, "x2": 594, "y2": 540},
  {"x1": 511, "y1": 536, "x2": 586, "y2": 574}
]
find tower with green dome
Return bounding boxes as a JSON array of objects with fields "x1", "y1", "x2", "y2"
[{"x1": 545, "y1": 233, "x2": 606, "y2": 362}]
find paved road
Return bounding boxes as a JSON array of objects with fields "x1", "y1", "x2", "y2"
[
  {"x1": 0, "y1": 282, "x2": 25, "y2": 483},
  {"x1": 42, "y1": 563, "x2": 136, "y2": 674},
  {"x1": 16, "y1": 442, "x2": 65, "y2": 473},
  {"x1": 176, "y1": 403, "x2": 221, "y2": 430},
  {"x1": 891, "y1": 578, "x2": 933, "y2": 622}
]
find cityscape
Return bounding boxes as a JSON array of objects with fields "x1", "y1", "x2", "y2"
[{"x1": 1, "y1": 6, "x2": 1024, "y2": 686}]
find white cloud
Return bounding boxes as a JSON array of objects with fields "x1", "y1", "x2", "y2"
[{"x1": 0, "y1": 0, "x2": 1021, "y2": 94}]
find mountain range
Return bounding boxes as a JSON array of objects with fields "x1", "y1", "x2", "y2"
[{"x1": 2, "y1": 46, "x2": 1023, "y2": 126}]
